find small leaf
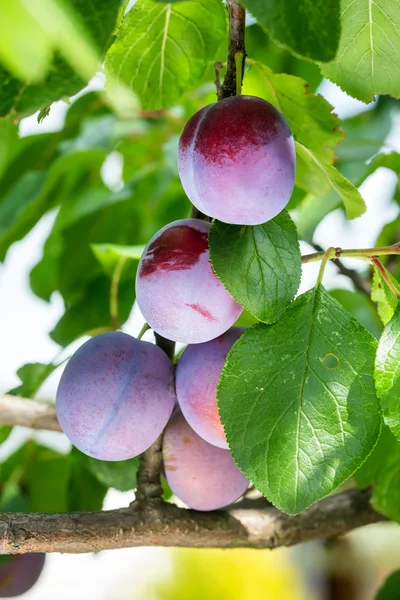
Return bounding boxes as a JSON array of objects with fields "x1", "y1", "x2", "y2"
[
  {"x1": 375, "y1": 305, "x2": 400, "y2": 441},
  {"x1": 375, "y1": 570, "x2": 400, "y2": 600},
  {"x1": 295, "y1": 141, "x2": 366, "y2": 219},
  {"x1": 106, "y1": 0, "x2": 227, "y2": 109},
  {"x1": 8, "y1": 362, "x2": 58, "y2": 398},
  {"x1": 91, "y1": 243, "x2": 144, "y2": 278},
  {"x1": 218, "y1": 287, "x2": 381, "y2": 514},
  {"x1": 0, "y1": 426, "x2": 12, "y2": 444},
  {"x1": 72, "y1": 448, "x2": 140, "y2": 492},
  {"x1": 240, "y1": 0, "x2": 340, "y2": 62},
  {"x1": 355, "y1": 425, "x2": 400, "y2": 522},
  {"x1": 209, "y1": 212, "x2": 301, "y2": 323},
  {"x1": 371, "y1": 268, "x2": 400, "y2": 326},
  {"x1": 242, "y1": 61, "x2": 343, "y2": 163},
  {"x1": 321, "y1": 0, "x2": 400, "y2": 102},
  {"x1": 50, "y1": 276, "x2": 136, "y2": 346}
]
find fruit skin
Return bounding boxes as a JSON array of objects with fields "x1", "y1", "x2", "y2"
[
  {"x1": 176, "y1": 327, "x2": 245, "y2": 449},
  {"x1": 0, "y1": 553, "x2": 45, "y2": 597},
  {"x1": 56, "y1": 331, "x2": 176, "y2": 461},
  {"x1": 135, "y1": 218, "x2": 243, "y2": 344},
  {"x1": 178, "y1": 95, "x2": 295, "y2": 225},
  {"x1": 163, "y1": 411, "x2": 249, "y2": 511}
]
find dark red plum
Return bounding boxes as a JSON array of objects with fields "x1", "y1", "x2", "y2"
[
  {"x1": 56, "y1": 331, "x2": 175, "y2": 461},
  {"x1": 176, "y1": 327, "x2": 245, "y2": 448},
  {"x1": 163, "y1": 411, "x2": 249, "y2": 511},
  {"x1": 135, "y1": 219, "x2": 242, "y2": 344},
  {"x1": 178, "y1": 95, "x2": 295, "y2": 225},
  {"x1": 0, "y1": 553, "x2": 45, "y2": 597}
]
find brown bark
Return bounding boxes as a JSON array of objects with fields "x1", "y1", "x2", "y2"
[
  {"x1": 0, "y1": 488, "x2": 384, "y2": 555},
  {"x1": 218, "y1": 1, "x2": 246, "y2": 100}
]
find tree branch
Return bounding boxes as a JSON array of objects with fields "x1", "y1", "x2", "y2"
[
  {"x1": 0, "y1": 488, "x2": 383, "y2": 554},
  {"x1": 0, "y1": 395, "x2": 61, "y2": 432},
  {"x1": 218, "y1": 1, "x2": 246, "y2": 101},
  {"x1": 310, "y1": 243, "x2": 371, "y2": 296}
]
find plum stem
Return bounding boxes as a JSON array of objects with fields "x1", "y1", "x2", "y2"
[
  {"x1": 218, "y1": 1, "x2": 246, "y2": 100},
  {"x1": 316, "y1": 247, "x2": 336, "y2": 288},
  {"x1": 370, "y1": 256, "x2": 400, "y2": 298},
  {"x1": 110, "y1": 256, "x2": 128, "y2": 329}
]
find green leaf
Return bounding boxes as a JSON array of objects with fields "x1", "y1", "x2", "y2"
[
  {"x1": 27, "y1": 447, "x2": 71, "y2": 512},
  {"x1": 8, "y1": 362, "x2": 58, "y2": 398},
  {"x1": 375, "y1": 305, "x2": 400, "y2": 441},
  {"x1": 242, "y1": 61, "x2": 343, "y2": 163},
  {"x1": 240, "y1": 0, "x2": 340, "y2": 62},
  {"x1": 245, "y1": 24, "x2": 324, "y2": 93},
  {"x1": 375, "y1": 571, "x2": 400, "y2": 600},
  {"x1": 218, "y1": 286, "x2": 381, "y2": 514},
  {"x1": 0, "y1": 426, "x2": 12, "y2": 444},
  {"x1": 295, "y1": 141, "x2": 366, "y2": 220},
  {"x1": 0, "y1": 0, "x2": 122, "y2": 117},
  {"x1": 355, "y1": 425, "x2": 400, "y2": 522},
  {"x1": 68, "y1": 452, "x2": 108, "y2": 511},
  {"x1": 0, "y1": 483, "x2": 29, "y2": 513},
  {"x1": 106, "y1": 0, "x2": 227, "y2": 109},
  {"x1": 73, "y1": 449, "x2": 140, "y2": 492},
  {"x1": 329, "y1": 289, "x2": 382, "y2": 339},
  {"x1": 209, "y1": 211, "x2": 301, "y2": 323},
  {"x1": 321, "y1": 0, "x2": 400, "y2": 103},
  {"x1": 50, "y1": 275, "x2": 136, "y2": 346},
  {"x1": 91, "y1": 243, "x2": 144, "y2": 278},
  {"x1": 371, "y1": 268, "x2": 400, "y2": 326},
  {"x1": 295, "y1": 191, "x2": 341, "y2": 243}
]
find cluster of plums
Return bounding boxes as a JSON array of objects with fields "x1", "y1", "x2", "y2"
[{"x1": 56, "y1": 95, "x2": 295, "y2": 512}]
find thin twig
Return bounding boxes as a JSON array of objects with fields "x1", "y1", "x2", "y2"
[{"x1": 311, "y1": 243, "x2": 371, "y2": 296}]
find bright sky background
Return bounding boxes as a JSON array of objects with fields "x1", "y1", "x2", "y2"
[{"x1": 0, "y1": 78, "x2": 400, "y2": 598}]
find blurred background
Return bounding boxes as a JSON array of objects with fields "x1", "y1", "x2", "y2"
[{"x1": 1, "y1": 2, "x2": 400, "y2": 598}]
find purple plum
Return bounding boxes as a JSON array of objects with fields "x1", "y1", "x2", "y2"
[
  {"x1": 56, "y1": 331, "x2": 176, "y2": 461},
  {"x1": 163, "y1": 411, "x2": 249, "y2": 511},
  {"x1": 178, "y1": 95, "x2": 295, "y2": 225},
  {"x1": 135, "y1": 219, "x2": 242, "y2": 344}
]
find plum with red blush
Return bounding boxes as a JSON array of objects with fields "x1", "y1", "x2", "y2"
[
  {"x1": 135, "y1": 219, "x2": 243, "y2": 344},
  {"x1": 178, "y1": 95, "x2": 295, "y2": 225}
]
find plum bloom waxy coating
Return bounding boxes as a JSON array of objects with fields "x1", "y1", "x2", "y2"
[
  {"x1": 178, "y1": 95, "x2": 295, "y2": 225},
  {"x1": 176, "y1": 327, "x2": 245, "y2": 449},
  {"x1": 56, "y1": 332, "x2": 175, "y2": 461},
  {"x1": 0, "y1": 554, "x2": 45, "y2": 597},
  {"x1": 136, "y1": 218, "x2": 243, "y2": 344},
  {"x1": 163, "y1": 411, "x2": 249, "y2": 511}
]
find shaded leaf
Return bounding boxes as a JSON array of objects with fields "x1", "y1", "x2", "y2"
[
  {"x1": 295, "y1": 141, "x2": 366, "y2": 219},
  {"x1": 8, "y1": 363, "x2": 58, "y2": 398},
  {"x1": 240, "y1": 0, "x2": 340, "y2": 62},
  {"x1": 209, "y1": 212, "x2": 301, "y2": 323},
  {"x1": 355, "y1": 425, "x2": 400, "y2": 522}
]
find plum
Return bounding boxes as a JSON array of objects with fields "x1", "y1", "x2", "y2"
[
  {"x1": 178, "y1": 95, "x2": 295, "y2": 225},
  {"x1": 176, "y1": 327, "x2": 245, "y2": 449},
  {"x1": 163, "y1": 411, "x2": 249, "y2": 511},
  {"x1": 0, "y1": 553, "x2": 45, "y2": 597},
  {"x1": 135, "y1": 219, "x2": 242, "y2": 344},
  {"x1": 56, "y1": 331, "x2": 176, "y2": 461}
]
